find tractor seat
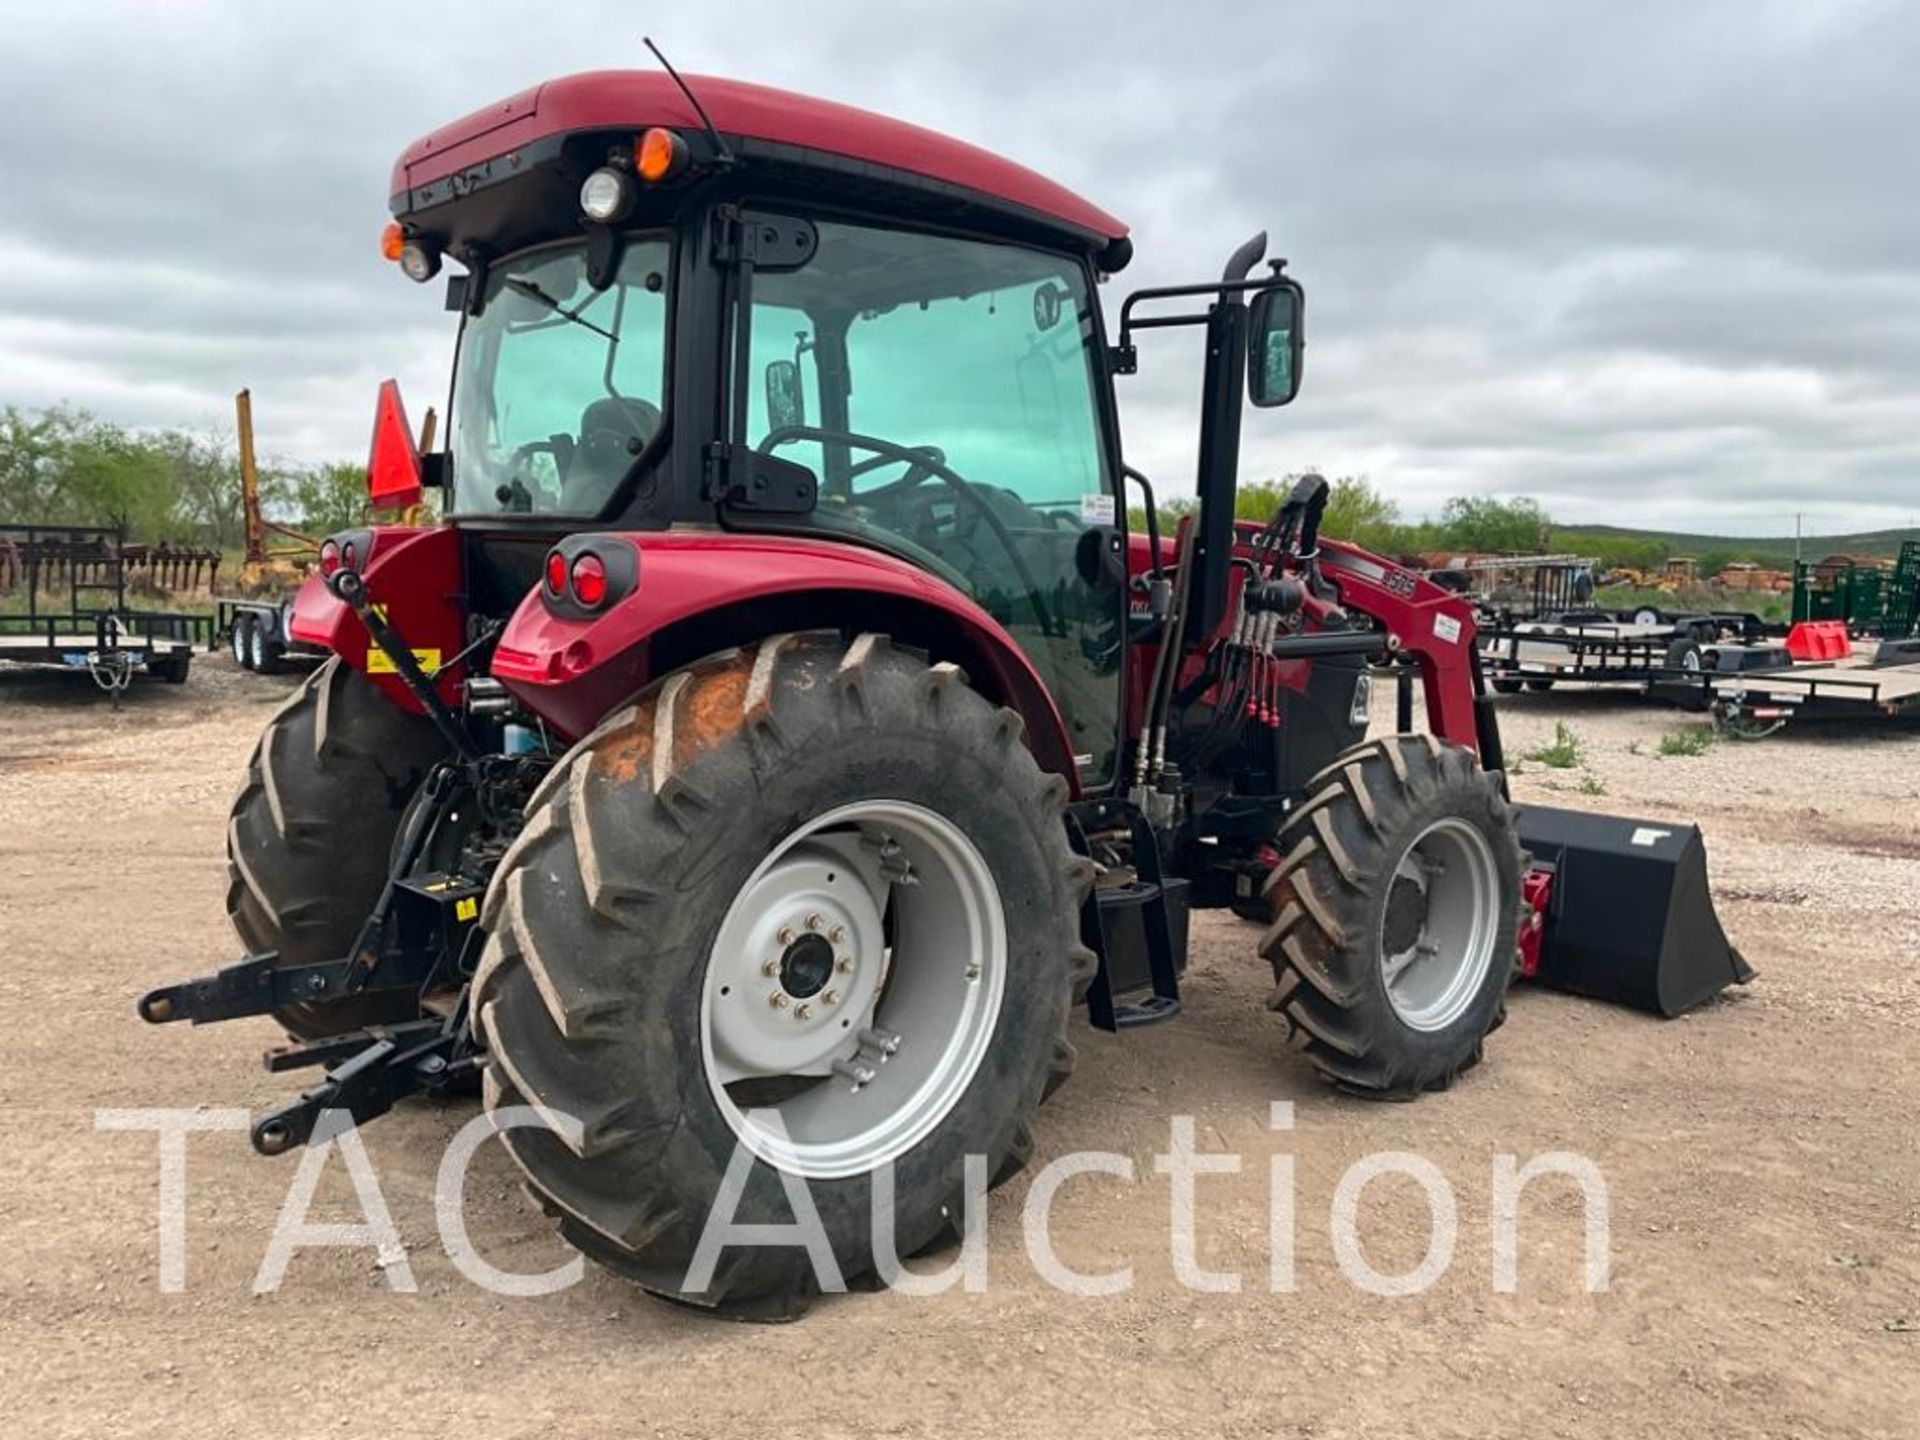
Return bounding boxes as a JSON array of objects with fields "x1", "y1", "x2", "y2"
[{"x1": 560, "y1": 396, "x2": 662, "y2": 512}]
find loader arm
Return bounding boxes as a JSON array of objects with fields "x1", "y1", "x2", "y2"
[{"x1": 1313, "y1": 538, "x2": 1484, "y2": 751}]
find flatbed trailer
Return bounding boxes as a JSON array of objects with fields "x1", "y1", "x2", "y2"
[
  {"x1": 1709, "y1": 652, "x2": 1920, "y2": 736},
  {"x1": 0, "y1": 523, "x2": 209, "y2": 691},
  {"x1": 1478, "y1": 608, "x2": 1766, "y2": 703}
]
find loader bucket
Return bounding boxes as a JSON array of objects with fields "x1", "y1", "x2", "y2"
[{"x1": 1515, "y1": 805, "x2": 1753, "y2": 1016}]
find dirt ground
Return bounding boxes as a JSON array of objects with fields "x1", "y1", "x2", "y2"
[{"x1": 2, "y1": 655, "x2": 1916, "y2": 1440}]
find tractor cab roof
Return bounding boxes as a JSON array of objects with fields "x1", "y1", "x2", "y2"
[{"x1": 390, "y1": 71, "x2": 1131, "y2": 269}]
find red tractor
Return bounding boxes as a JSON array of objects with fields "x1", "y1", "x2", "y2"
[{"x1": 143, "y1": 67, "x2": 1748, "y2": 1317}]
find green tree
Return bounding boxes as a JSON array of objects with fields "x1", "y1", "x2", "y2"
[
  {"x1": 0, "y1": 405, "x2": 90, "y2": 522},
  {"x1": 154, "y1": 429, "x2": 250, "y2": 550},
  {"x1": 1438, "y1": 495, "x2": 1551, "y2": 554},
  {"x1": 290, "y1": 462, "x2": 371, "y2": 536},
  {"x1": 60, "y1": 424, "x2": 176, "y2": 537},
  {"x1": 1319, "y1": 475, "x2": 1401, "y2": 553}
]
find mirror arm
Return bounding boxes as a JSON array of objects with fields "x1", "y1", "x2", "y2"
[{"x1": 1122, "y1": 464, "x2": 1165, "y2": 581}]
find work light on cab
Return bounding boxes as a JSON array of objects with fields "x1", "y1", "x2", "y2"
[
  {"x1": 579, "y1": 166, "x2": 636, "y2": 223},
  {"x1": 398, "y1": 239, "x2": 440, "y2": 283}
]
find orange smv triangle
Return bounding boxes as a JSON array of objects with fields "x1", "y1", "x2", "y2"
[{"x1": 367, "y1": 379, "x2": 423, "y2": 512}]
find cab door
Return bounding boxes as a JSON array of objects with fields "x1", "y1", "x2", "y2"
[{"x1": 733, "y1": 215, "x2": 1127, "y2": 786}]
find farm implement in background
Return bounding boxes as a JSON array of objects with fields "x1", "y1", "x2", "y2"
[{"x1": 0, "y1": 523, "x2": 207, "y2": 695}]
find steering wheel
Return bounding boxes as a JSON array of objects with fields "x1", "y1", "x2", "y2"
[
  {"x1": 845, "y1": 444, "x2": 946, "y2": 490},
  {"x1": 495, "y1": 436, "x2": 570, "y2": 511},
  {"x1": 755, "y1": 425, "x2": 1057, "y2": 636}
]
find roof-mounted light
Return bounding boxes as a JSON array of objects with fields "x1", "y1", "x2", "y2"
[
  {"x1": 379, "y1": 221, "x2": 406, "y2": 261},
  {"x1": 579, "y1": 166, "x2": 636, "y2": 223},
  {"x1": 398, "y1": 239, "x2": 440, "y2": 283},
  {"x1": 636, "y1": 127, "x2": 688, "y2": 184}
]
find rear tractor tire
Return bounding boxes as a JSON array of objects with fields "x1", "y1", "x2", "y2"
[
  {"x1": 1261, "y1": 735, "x2": 1522, "y2": 1098},
  {"x1": 225, "y1": 657, "x2": 446, "y2": 1038},
  {"x1": 474, "y1": 632, "x2": 1094, "y2": 1318}
]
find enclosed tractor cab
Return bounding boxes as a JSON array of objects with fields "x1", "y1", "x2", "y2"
[{"x1": 143, "y1": 69, "x2": 1749, "y2": 1316}]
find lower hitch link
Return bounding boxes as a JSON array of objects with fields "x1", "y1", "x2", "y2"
[{"x1": 249, "y1": 1006, "x2": 482, "y2": 1157}]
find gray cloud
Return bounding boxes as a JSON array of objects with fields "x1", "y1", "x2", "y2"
[{"x1": 2, "y1": 0, "x2": 1915, "y2": 533}]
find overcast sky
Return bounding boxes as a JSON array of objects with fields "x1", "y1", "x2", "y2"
[{"x1": 3, "y1": 0, "x2": 1917, "y2": 534}]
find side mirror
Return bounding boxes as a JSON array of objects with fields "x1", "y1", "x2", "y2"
[
  {"x1": 1247, "y1": 281, "x2": 1305, "y2": 407},
  {"x1": 765, "y1": 359, "x2": 806, "y2": 431},
  {"x1": 1074, "y1": 524, "x2": 1129, "y2": 591}
]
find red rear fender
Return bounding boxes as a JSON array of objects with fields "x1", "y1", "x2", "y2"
[
  {"x1": 287, "y1": 525, "x2": 466, "y2": 714},
  {"x1": 491, "y1": 532, "x2": 1078, "y2": 785}
]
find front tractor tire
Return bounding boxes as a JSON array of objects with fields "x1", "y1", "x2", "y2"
[
  {"x1": 226, "y1": 657, "x2": 445, "y2": 1037},
  {"x1": 1261, "y1": 735, "x2": 1522, "y2": 1099},
  {"x1": 474, "y1": 632, "x2": 1093, "y2": 1318}
]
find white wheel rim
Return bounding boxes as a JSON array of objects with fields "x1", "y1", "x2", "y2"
[
  {"x1": 700, "y1": 799, "x2": 1006, "y2": 1179},
  {"x1": 1378, "y1": 817, "x2": 1501, "y2": 1032},
  {"x1": 231, "y1": 623, "x2": 247, "y2": 664},
  {"x1": 247, "y1": 624, "x2": 264, "y2": 669}
]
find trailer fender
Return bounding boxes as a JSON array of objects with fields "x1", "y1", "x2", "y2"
[
  {"x1": 286, "y1": 525, "x2": 465, "y2": 714},
  {"x1": 490, "y1": 532, "x2": 1080, "y2": 786}
]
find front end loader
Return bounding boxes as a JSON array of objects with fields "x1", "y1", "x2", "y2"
[{"x1": 141, "y1": 66, "x2": 1748, "y2": 1317}]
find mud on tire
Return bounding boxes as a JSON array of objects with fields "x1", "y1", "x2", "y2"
[
  {"x1": 473, "y1": 632, "x2": 1094, "y2": 1318},
  {"x1": 1260, "y1": 734, "x2": 1522, "y2": 1099},
  {"x1": 225, "y1": 657, "x2": 445, "y2": 1037}
]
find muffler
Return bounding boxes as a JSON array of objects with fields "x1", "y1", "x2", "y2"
[{"x1": 1515, "y1": 805, "x2": 1753, "y2": 1016}]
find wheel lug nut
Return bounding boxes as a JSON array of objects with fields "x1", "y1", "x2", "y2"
[
  {"x1": 777, "y1": 926, "x2": 794, "y2": 945},
  {"x1": 822, "y1": 989, "x2": 840, "y2": 1006},
  {"x1": 794, "y1": 1003, "x2": 813, "y2": 1021},
  {"x1": 804, "y1": 912, "x2": 823, "y2": 931},
  {"x1": 836, "y1": 955, "x2": 853, "y2": 973},
  {"x1": 761, "y1": 958, "x2": 779, "y2": 977},
  {"x1": 828, "y1": 925, "x2": 846, "y2": 944},
  {"x1": 769, "y1": 992, "x2": 789, "y2": 1009}
]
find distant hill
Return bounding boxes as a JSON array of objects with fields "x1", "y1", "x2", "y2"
[{"x1": 1551, "y1": 523, "x2": 1918, "y2": 568}]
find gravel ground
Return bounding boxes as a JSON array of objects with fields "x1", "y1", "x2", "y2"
[{"x1": 1, "y1": 657, "x2": 1916, "y2": 1439}]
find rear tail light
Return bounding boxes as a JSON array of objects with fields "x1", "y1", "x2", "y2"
[
  {"x1": 570, "y1": 554, "x2": 608, "y2": 608},
  {"x1": 319, "y1": 528, "x2": 375, "y2": 580},
  {"x1": 540, "y1": 538, "x2": 637, "y2": 618}
]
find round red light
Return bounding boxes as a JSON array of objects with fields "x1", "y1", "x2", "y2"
[
  {"x1": 318, "y1": 540, "x2": 341, "y2": 576},
  {"x1": 545, "y1": 550, "x2": 568, "y2": 595},
  {"x1": 571, "y1": 553, "x2": 608, "y2": 608}
]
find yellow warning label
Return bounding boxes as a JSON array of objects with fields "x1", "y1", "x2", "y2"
[
  {"x1": 455, "y1": 896, "x2": 479, "y2": 922},
  {"x1": 367, "y1": 647, "x2": 441, "y2": 675}
]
